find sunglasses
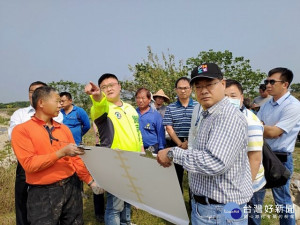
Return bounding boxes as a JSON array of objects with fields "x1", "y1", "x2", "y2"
[{"x1": 264, "y1": 79, "x2": 284, "y2": 85}]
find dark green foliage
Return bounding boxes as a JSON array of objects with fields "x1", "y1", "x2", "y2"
[
  {"x1": 0, "y1": 101, "x2": 29, "y2": 109},
  {"x1": 186, "y1": 49, "x2": 266, "y2": 98},
  {"x1": 122, "y1": 48, "x2": 266, "y2": 101},
  {"x1": 291, "y1": 83, "x2": 300, "y2": 93},
  {"x1": 121, "y1": 46, "x2": 188, "y2": 102},
  {"x1": 48, "y1": 80, "x2": 91, "y2": 113}
]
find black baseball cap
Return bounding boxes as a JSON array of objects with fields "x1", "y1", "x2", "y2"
[{"x1": 190, "y1": 63, "x2": 223, "y2": 84}]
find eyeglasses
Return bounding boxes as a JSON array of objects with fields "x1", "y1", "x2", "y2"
[
  {"x1": 100, "y1": 82, "x2": 119, "y2": 91},
  {"x1": 194, "y1": 80, "x2": 221, "y2": 91},
  {"x1": 264, "y1": 79, "x2": 284, "y2": 85},
  {"x1": 176, "y1": 87, "x2": 191, "y2": 91}
]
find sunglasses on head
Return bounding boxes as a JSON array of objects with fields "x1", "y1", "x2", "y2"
[{"x1": 264, "y1": 79, "x2": 284, "y2": 85}]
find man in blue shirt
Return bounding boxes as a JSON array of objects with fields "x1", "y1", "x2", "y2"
[
  {"x1": 60, "y1": 92, "x2": 91, "y2": 145},
  {"x1": 163, "y1": 77, "x2": 198, "y2": 192},
  {"x1": 252, "y1": 67, "x2": 300, "y2": 225},
  {"x1": 135, "y1": 88, "x2": 165, "y2": 154}
]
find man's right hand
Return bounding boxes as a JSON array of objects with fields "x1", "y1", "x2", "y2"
[
  {"x1": 84, "y1": 81, "x2": 101, "y2": 102},
  {"x1": 56, "y1": 144, "x2": 85, "y2": 159}
]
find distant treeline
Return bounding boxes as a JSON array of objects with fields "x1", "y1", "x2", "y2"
[{"x1": 0, "y1": 101, "x2": 29, "y2": 109}]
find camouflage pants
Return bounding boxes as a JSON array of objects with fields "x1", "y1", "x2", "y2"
[{"x1": 27, "y1": 173, "x2": 83, "y2": 225}]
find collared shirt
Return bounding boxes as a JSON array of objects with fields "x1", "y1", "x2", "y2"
[
  {"x1": 173, "y1": 98, "x2": 252, "y2": 205},
  {"x1": 163, "y1": 98, "x2": 198, "y2": 137},
  {"x1": 8, "y1": 105, "x2": 63, "y2": 140},
  {"x1": 156, "y1": 105, "x2": 167, "y2": 118},
  {"x1": 188, "y1": 104, "x2": 203, "y2": 149},
  {"x1": 90, "y1": 93, "x2": 143, "y2": 152},
  {"x1": 257, "y1": 92, "x2": 300, "y2": 153},
  {"x1": 136, "y1": 107, "x2": 165, "y2": 150},
  {"x1": 11, "y1": 116, "x2": 92, "y2": 185},
  {"x1": 241, "y1": 107, "x2": 266, "y2": 192},
  {"x1": 61, "y1": 105, "x2": 91, "y2": 145},
  {"x1": 253, "y1": 95, "x2": 272, "y2": 107}
]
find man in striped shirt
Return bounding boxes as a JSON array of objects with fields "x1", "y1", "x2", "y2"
[
  {"x1": 158, "y1": 63, "x2": 253, "y2": 225},
  {"x1": 163, "y1": 77, "x2": 198, "y2": 192},
  {"x1": 225, "y1": 79, "x2": 266, "y2": 225},
  {"x1": 225, "y1": 79, "x2": 265, "y2": 190}
]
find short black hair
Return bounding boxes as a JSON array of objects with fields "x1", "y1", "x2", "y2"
[
  {"x1": 175, "y1": 77, "x2": 191, "y2": 88},
  {"x1": 98, "y1": 73, "x2": 119, "y2": 87},
  {"x1": 60, "y1": 91, "x2": 72, "y2": 100},
  {"x1": 28, "y1": 81, "x2": 47, "y2": 91},
  {"x1": 243, "y1": 97, "x2": 252, "y2": 109},
  {"x1": 268, "y1": 67, "x2": 293, "y2": 87},
  {"x1": 225, "y1": 79, "x2": 243, "y2": 94},
  {"x1": 32, "y1": 86, "x2": 57, "y2": 110},
  {"x1": 135, "y1": 88, "x2": 151, "y2": 99},
  {"x1": 259, "y1": 84, "x2": 266, "y2": 91}
]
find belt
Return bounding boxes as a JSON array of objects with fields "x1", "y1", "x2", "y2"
[
  {"x1": 193, "y1": 195, "x2": 221, "y2": 205},
  {"x1": 29, "y1": 173, "x2": 75, "y2": 188}
]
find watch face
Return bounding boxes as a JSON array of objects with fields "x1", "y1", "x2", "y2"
[{"x1": 167, "y1": 150, "x2": 173, "y2": 159}]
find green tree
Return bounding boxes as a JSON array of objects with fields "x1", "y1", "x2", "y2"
[
  {"x1": 291, "y1": 83, "x2": 300, "y2": 93},
  {"x1": 186, "y1": 49, "x2": 266, "y2": 98},
  {"x1": 291, "y1": 83, "x2": 300, "y2": 100},
  {"x1": 121, "y1": 46, "x2": 188, "y2": 102},
  {"x1": 48, "y1": 80, "x2": 91, "y2": 112}
]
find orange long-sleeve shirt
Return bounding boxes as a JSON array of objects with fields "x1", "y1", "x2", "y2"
[{"x1": 11, "y1": 116, "x2": 92, "y2": 185}]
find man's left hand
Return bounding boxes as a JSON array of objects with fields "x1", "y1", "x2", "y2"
[
  {"x1": 90, "y1": 181, "x2": 105, "y2": 195},
  {"x1": 157, "y1": 148, "x2": 172, "y2": 167}
]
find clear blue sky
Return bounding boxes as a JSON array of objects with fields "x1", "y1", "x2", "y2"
[{"x1": 1, "y1": 0, "x2": 299, "y2": 103}]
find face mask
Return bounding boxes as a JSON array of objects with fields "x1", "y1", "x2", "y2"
[{"x1": 228, "y1": 98, "x2": 241, "y2": 109}]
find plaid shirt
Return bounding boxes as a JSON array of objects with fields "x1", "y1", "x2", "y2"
[{"x1": 173, "y1": 98, "x2": 253, "y2": 205}]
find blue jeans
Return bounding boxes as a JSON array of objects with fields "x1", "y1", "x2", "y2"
[
  {"x1": 191, "y1": 199, "x2": 248, "y2": 225},
  {"x1": 248, "y1": 154, "x2": 295, "y2": 225},
  {"x1": 105, "y1": 192, "x2": 131, "y2": 225}
]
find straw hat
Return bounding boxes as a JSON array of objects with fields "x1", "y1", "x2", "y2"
[{"x1": 153, "y1": 89, "x2": 170, "y2": 103}]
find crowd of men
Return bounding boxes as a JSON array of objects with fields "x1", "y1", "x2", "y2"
[{"x1": 8, "y1": 63, "x2": 300, "y2": 225}]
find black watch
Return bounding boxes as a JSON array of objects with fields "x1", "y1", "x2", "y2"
[{"x1": 167, "y1": 149, "x2": 174, "y2": 160}]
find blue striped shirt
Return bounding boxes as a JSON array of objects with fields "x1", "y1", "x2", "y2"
[
  {"x1": 173, "y1": 98, "x2": 253, "y2": 204},
  {"x1": 163, "y1": 98, "x2": 198, "y2": 137}
]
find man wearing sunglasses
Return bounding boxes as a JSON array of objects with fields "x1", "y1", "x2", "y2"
[{"x1": 252, "y1": 67, "x2": 300, "y2": 225}]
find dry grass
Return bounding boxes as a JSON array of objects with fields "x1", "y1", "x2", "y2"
[{"x1": 0, "y1": 164, "x2": 16, "y2": 225}]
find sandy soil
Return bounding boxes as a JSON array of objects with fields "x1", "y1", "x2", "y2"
[{"x1": 0, "y1": 125, "x2": 9, "y2": 150}]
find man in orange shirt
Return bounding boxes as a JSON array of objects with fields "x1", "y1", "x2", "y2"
[{"x1": 11, "y1": 86, "x2": 101, "y2": 225}]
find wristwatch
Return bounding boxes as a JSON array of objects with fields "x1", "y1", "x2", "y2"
[{"x1": 167, "y1": 149, "x2": 174, "y2": 160}]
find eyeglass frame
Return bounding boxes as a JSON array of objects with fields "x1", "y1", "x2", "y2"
[
  {"x1": 175, "y1": 86, "x2": 191, "y2": 91},
  {"x1": 194, "y1": 80, "x2": 221, "y2": 91},
  {"x1": 100, "y1": 82, "x2": 119, "y2": 91},
  {"x1": 264, "y1": 79, "x2": 285, "y2": 85}
]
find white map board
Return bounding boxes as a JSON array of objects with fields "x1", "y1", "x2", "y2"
[{"x1": 80, "y1": 146, "x2": 189, "y2": 225}]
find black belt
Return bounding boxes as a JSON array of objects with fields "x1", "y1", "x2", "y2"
[
  {"x1": 29, "y1": 173, "x2": 75, "y2": 188},
  {"x1": 193, "y1": 195, "x2": 221, "y2": 205}
]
